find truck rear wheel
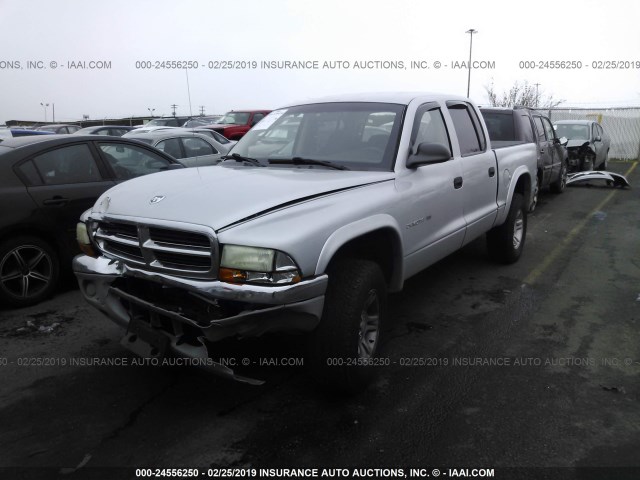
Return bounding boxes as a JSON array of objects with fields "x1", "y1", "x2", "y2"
[
  {"x1": 307, "y1": 259, "x2": 387, "y2": 393},
  {"x1": 486, "y1": 193, "x2": 527, "y2": 264},
  {"x1": 550, "y1": 160, "x2": 567, "y2": 193}
]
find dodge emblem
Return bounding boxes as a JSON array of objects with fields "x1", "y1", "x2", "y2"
[{"x1": 150, "y1": 195, "x2": 166, "y2": 204}]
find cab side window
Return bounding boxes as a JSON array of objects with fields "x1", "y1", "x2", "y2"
[
  {"x1": 411, "y1": 107, "x2": 451, "y2": 156},
  {"x1": 447, "y1": 103, "x2": 484, "y2": 156}
]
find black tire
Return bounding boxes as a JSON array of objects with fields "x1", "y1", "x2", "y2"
[
  {"x1": 529, "y1": 174, "x2": 540, "y2": 212},
  {"x1": 486, "y1": 193, "x2": 527, "y2": 264},
  {"x1": 0, "y1": 236, "x2": 59, "y2": 308},
  {"x1": 307, "y1": 259, "x2": 387, "y2": 393},
  {"x1": 597, "y1": 151, "x2": 609, "y2": 171},
  {"x1": 550, "y1": 159, "x2": 567, "y2": 194}
]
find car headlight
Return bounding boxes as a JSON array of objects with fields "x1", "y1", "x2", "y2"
[
  {"x1": 76, "y1": 222, "x2": 97, "y2": 257},
  {"x1": 219, "y1": 245, "x2": 301, "y2": 285}
]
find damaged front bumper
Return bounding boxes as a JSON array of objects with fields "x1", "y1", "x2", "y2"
[{"x1": 73, "y1": 254, "x2": 327, "y2": 384}]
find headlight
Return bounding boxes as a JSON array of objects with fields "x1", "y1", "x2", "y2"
[
  {"x1": 219, "y1": 245, "x2": 301, "y2": 285},
  {"x1": 76, "y1": 222, "x2": 97, "y2": 257}
]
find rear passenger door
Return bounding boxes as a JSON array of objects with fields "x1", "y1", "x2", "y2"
[
  {"x1": 533, "y1": 115, "x2": 554, "y2": 186},
  {"x1": 446, "y1": 101, "x2": 498, "y2": 244},
  {"x1": 18, "y1": 142, "x2": 115, "y2": 257},
  {"x1": 541, "y1": 116, "x2": 563, "y2": 180}
]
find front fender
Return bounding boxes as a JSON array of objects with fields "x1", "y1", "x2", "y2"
[{"x1": 315, "y1": 214, "x2": 404, "y2": 292}]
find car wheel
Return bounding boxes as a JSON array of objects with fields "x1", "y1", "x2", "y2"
[
  {"x1": 529, "y1": 174, "x2": 540, "y2": 212},
  {"x1": 307, "y1": 259, "x2": 387, "y2": 393},
  {"x1": 486, "y1": 193, "x2": 527, "y2": 265},
  {"x1": 550, "y1": 160, "x2": 567, "y2": 194},
  {"x1": 0, "y1": 236, "x2": 59, "y2": 308},
  {"x1": 597, "y1": 151, "x2": 609, "y2": 171}
]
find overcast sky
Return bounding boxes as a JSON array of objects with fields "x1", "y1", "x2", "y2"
[{"x1": 1, "y1": 0, "x2": 639, "y2": 124}]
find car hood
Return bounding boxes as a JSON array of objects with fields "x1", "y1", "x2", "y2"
[
  {"x1": 566, "y1": 139, "x2": 590, "y2": 148},
  {"x1": 92, "y1": 166, "x2": 395, "y2": 231}
]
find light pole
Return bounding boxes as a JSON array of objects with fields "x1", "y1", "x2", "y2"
[
  {"x1": 40, "y1": 102, "x2": 49, "y2": 122},
  {"x1": 465, "y1": 29, "x2": 478, "y2": 98},
  {"x1": 147, "y1": 108, "x2": 155, "y2": 117}
]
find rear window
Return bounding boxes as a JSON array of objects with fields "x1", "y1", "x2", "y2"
[{"x1": 481, "y1": 112, "x2": 516, "y2": 141}]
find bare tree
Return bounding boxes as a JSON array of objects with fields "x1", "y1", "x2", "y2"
[{"x1": 485, "y1": 80, "x2": 564, "y2": 108}]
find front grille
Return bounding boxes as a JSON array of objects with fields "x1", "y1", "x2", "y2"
[{"x1": 92, "y1": 219, "x2": 218, "y2": 279}]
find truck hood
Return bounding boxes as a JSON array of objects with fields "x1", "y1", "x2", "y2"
[{"x1": 93, "y1": 166, "x2": 394, "y2": 231}]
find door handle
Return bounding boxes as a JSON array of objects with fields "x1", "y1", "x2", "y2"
[
  {"x1": 453, "y1": 177, "x2": 463, "y2": 189},
  {"x1": 43, "y1": 196, "x2": 69, "y2": 206},
  {"x1": 488, "y1": 167, "x2": 496, "y2": 177}
]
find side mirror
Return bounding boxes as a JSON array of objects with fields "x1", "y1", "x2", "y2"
[
  {"x1": 557, "y1": 136, "x2": 568, "y2": 146},
  {"x1": 595, "y1": 135, "x2": 602, "y2": 142},
  {"x1": 406, "y1": 142, "x2": 451, "y2": 169}
]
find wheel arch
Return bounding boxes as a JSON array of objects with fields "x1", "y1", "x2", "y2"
[
  {"x1": 496, "y1": 169, "x2": 531, "y2": 225},
  {"x1": 315, "y1": 215, "x2": 404, "y2": 292}
]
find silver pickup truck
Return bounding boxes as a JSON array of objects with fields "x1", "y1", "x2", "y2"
[{"x1": 73, "y1": 93, "x2": 537, "y2": 391}]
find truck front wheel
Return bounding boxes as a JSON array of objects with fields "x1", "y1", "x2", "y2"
[
  {"x1": 307, "y1": 259, "x2": 387, "y2": 393},
  {"x1": 486, "y1": 193, "x2": 527, "y2": 264}
]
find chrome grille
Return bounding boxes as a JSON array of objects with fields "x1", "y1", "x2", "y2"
[{"x1": 92, "y1": 220, "x2": 217, "y2": 279}]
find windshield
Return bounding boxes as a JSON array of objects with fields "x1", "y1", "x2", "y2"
[
  {"x1": 554, "y1": 123, "x2": 589, "y2": 140},
  {"x1": 146, "y1": 118, "x2": 180, "y2": 127},
  {"x1": 216, "y1": 112, "x2": 251, "y2": 125},
  {"x1": 228, "y1": 103, "x2": 404, "y2": 171},
  {"x1": 183, "y1": 117, "x2": 221, "y2": 128}
]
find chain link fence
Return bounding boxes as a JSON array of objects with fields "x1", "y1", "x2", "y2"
[{"x1": 533, "y1": 107, "x2": 640, "y2": 161}]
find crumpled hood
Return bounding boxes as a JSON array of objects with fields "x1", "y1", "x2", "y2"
[
  {"x1": 92, "y1": 166, "x2": 394, "y2": 231},
  {"x1": 566, "y1": 139, "x2": 590, "y2": 149}
]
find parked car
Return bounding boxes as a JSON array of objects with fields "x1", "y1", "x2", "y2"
[
  {"x1": 175, "y1": 127, "x2": 236, "y2": 146},
  {"x1": 123, "y1": 130, "x2": 231, "y2": 166},
  {"x1": 553, "y1": 120, "x2": 610, "y2": 171},
  {"x1": 481, "y1": 107, "x2": 568, "y2": 209},
  {"x1": 34, "y1": 124, "x2": 81, "y2": 134},
  {"x1": 73, "y1": 93, "x2": 536, "y2": 391},
  {"x1": 0, "y1": 135, "x2": 184, "y2": 307},
  {"x1": 206, "y1": 110, "x2": 272, "y2": 140},
  {"x1": 0, "y1": 129, "x2": 55, "y2": 139},
  {"x1": 134, "y1": 116, "x2": 191, "y2": 128},
  {"x1": 72, "y1": 126, "x2": 135, "y2": 136},
  {"x1": 182, "y1": 116, "x2": 222, "y2": 128}
]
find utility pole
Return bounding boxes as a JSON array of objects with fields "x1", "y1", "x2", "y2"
[
  {"x1": 199, "y1": 106, "x2": 205, "y2": 116},
  {"x1": 534, "y1": 83, "x2": 541, "y2": 107},
  {"x1": 171, "y1": 104, "x2": 178, "y2": 116},
  {"x1": 465, "y1": 29, "x2": 478, "y2": 98},
  {"x1": 185, "y1": 69, "x2": 193, "y2": 117}
]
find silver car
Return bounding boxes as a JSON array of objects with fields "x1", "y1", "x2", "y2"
[
  {"x1": 123, "y1": 130, "x2": 230, "y2": 167},
  {"x1": 553, "y1": 120, "x2": 611, "y2": 171}
]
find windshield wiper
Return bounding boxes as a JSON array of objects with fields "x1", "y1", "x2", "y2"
[
  {"x1": 221, "y1": 153, "x2": 264, "y2": 167},
  {"x1": 268, "y1": 157, "x2": 350, "y2": 170}
]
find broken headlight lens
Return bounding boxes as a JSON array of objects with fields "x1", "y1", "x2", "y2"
[{"x1": 219, "y1": 245, "x2": 301, "y2": 285}]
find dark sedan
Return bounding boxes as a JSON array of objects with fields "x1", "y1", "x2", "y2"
[{"x1": 0, "y1": 135, "x2": 183, "y2": 307}]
